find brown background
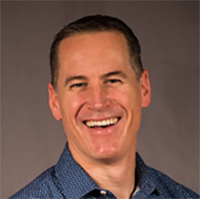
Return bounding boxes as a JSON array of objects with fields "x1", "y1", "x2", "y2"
[{"x1": 1, "y1": 1, "x2": 199, "y2": 198}]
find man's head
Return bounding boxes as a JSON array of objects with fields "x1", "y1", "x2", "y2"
[
  {"x1": 48, "y1": 15, "x2": 151, "y2": 164},
  {"x1": 50, "y1": 15, "x2": 143, "y2": 90}
]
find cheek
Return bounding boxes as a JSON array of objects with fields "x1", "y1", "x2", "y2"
[
  {"x1": 59, "y1": 94, "x2": 86, "y2": 139},
  {"x1": 59, "y1": 93, "x2": 86, "y2": 120},
  {"x1": 110, "y1": 87, "x2": 141, "y2": 109},
  {"x1": 114, "y1": 88, "x2": 142, "y2": 129}
]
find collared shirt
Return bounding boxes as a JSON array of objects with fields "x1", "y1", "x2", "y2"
[{"x1": 9, "y1": 143, "x2": 199, "y2": 199}]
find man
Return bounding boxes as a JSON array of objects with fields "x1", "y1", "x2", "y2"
[{"x1": 10, "y1": 15, "x2": 199, "y2": 199}]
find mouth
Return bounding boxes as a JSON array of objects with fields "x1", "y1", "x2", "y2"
[{"x1": 83, "y1": 117, "x2": 121, "y2": 128}]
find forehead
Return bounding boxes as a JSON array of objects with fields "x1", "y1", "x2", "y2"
[
  {"x1": 59, "y1": 31, "x2": 129, "y2": 59},
  {"x1": 58, "y1": 31, "x2": 132, "y2": 77}
]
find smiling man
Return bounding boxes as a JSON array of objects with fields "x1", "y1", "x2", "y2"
[{"x1": 10, "y1": 15, "x2": 199, "y2": 199}]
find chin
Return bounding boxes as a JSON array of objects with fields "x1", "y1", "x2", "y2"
[{"x1": 86, "y1": 141, "x2": 125, "y2": 161}]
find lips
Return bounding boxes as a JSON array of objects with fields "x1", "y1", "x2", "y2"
[{"x1": 83, "y1": 117, "x2": 121, "y2": 128}]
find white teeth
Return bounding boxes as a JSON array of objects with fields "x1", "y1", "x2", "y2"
[
  {"x1": 85, "y1": 117, "x2": 119, "y2": 128},
  {"x1": 102, "y1": 120, "x2": 106, "y2": 126},
  {"x1": 110, "y1": 118, "x2": 113, "y2": 124},
  {"x1": 113, "y1": 118, "x2": 118, "y2": 124}
]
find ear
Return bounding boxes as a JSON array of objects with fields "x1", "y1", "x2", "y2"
[
  {"x1": 140, "y1": 70, "x2": 151, "y2": 108},
  {"x1": 48, "y1": 83, "x2": 62, "y2": 120}
]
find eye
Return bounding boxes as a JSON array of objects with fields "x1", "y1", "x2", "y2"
[
  {"x1": 107, "y1": 79, "x2": 122, "y2": 84},
  {"x1": 70, "y1": 83, "x2": 87, "y2": 89}
]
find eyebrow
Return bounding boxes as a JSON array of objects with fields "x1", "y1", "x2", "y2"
[
  {"x1": 64, "y1": 70, "x2": 127, "y2": 87},
  {"x1": 101, "y1": 70, "x2": 127, "y2": 79},
  {"x1": 64, "y1": 75, "x2": 88, "y2": 87}
]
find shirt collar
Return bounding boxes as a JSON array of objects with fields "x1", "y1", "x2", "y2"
[
  {"x1": 134, "y1": 152, "x2": 158, "y2": 197},
  {"x1": 55, "y1": 143, "x2": 100, "y2": 198}
]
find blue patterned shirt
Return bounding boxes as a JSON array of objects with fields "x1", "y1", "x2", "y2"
[{"x1": 10, "y1": 143, "x2": 199, "y2": 199}]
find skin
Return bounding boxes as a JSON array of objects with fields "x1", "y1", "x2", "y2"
[{"x1": 48, "y1": 31, "x2": 151, "y2": 198}]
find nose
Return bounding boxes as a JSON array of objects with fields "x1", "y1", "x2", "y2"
[{"x1": 87, "y1": 85, "x2": 109, "y2": 111}]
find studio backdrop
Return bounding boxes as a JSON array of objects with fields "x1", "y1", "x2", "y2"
[{"x1": 1, "y1": 1, "x2": 199, "y2": 198}]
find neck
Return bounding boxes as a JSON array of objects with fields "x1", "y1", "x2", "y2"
[{"x1": 70, "y1": 146, "x2": 137, "y2": 199}]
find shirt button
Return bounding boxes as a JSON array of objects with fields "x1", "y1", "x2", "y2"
[{"x1": 100, "y1": 190, "x2": 107, "y2": 195}]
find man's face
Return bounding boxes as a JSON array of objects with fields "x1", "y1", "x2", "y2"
[{"x1": 48, "y1": 31, "x2": 151, "y2": 163}]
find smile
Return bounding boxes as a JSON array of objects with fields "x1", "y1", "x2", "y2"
[{"x1": 84, "y1": 117, "x2": 120, "y2": 128}]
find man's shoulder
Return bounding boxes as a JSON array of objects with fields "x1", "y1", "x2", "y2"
[
  {"x1": 9, "y1": 166, "x2": 63, "y2": 199},
  {"x1": 148, "y1": 166, "x2": 199, "y2": 198}
]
